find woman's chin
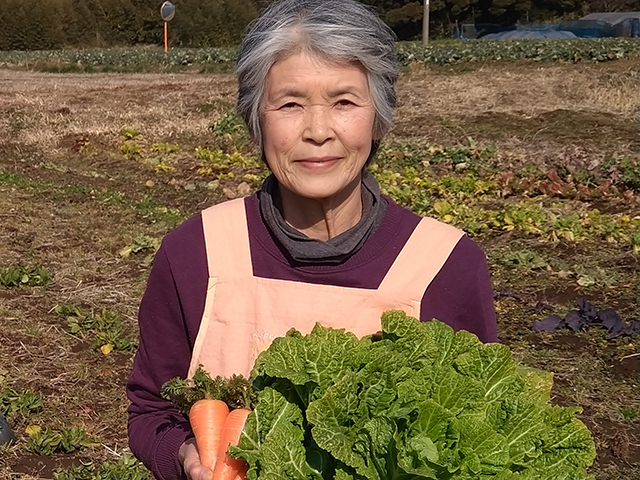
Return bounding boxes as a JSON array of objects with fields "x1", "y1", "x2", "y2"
[{"x1": 290, "y1": 186, "x2": 342, "y2": 202}]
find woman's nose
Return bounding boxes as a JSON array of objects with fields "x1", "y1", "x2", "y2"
[{"x1": 302, "y1": 106, "x2": 334, "y2": 144}]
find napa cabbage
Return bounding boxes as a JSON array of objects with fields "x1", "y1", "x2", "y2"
[{"x1": 230, "y1": 311, "x2": 596, "y2": 480}]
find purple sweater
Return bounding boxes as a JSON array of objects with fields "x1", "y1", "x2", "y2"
[{"x1": 126, "y1": 195, "x2": 497, "y2": 480}]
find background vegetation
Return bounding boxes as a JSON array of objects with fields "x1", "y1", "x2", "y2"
[{"x1": 0, "y1": 0, "x2": 638, "y2": 50}]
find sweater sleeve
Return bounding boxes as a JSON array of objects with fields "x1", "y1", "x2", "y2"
[
  {"x1": 126, "y1": 242, "x2": 198, "y2": 480},
  {"x1": 127, "y1": 214, "x2": 209, "y2": 479},
  {"x1": 420, "y1": 235, "x2": 498, "y2": 343}
]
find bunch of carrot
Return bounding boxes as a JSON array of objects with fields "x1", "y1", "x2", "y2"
[
  {"x1": 161, "y1": 367, "x2": 257, "y2": 480},
  {"x1": 191, "y1": 399, "x2": 250, "y2": 480}
]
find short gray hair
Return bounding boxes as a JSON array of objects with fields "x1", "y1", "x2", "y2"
[{"x1": 236, "y1": 0, "x2": 398, "y2": 150}]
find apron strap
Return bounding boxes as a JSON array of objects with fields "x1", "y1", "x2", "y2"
[
  {"x1": 378, "y1": 217, "x2": 464, "y2": 308},
  {"x1": 201, "y1": 199, "x2": 463, "y2": 315},
  {"x1": 201, "y1": 198, "x2": 253, "y2": 278}
]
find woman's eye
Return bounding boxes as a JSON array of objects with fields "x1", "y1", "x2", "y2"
[
  {"x1": 336, "y1": 99, "x2": 354, "y2": 107},
  {"x1": 280, "y1": 102, "x2": 300, "y2": 109}
]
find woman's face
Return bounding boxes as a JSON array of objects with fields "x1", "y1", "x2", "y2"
[{"x1": 260, "y1": 51, "x2": 376, "y2": 201}]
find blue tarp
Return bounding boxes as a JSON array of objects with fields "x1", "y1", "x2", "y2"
[{"x1": 481, "y1": 29, "x2": 578, "y2": 40}]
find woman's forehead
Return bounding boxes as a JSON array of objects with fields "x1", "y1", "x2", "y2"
[{"x1": 267, "y1": 51, "x2": 367, "y2": 85}]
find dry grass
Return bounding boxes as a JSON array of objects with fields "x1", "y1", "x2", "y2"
[
  {"x1": 400, "y1": 60, "x2": 639, "y2": 117},
  {"x1": 1, "y1": 59, "x2": 637, "y2": 153},
  {"x1": 0, "y1": 71, "x2": 237, "y2": 149}
]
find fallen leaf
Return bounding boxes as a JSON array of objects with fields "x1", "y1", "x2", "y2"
[
  {"x1": 101, "y1": 343, "x2": 114, "y2": 355},
  {"x1": 223, "y1": 187, "x2": 236, "y2": 199},
  {"x1": 577, "y1": 275, "x2": 595, "y2": 287},
  {"x1": 25, "y1": 425, "x2": 41, "y2": 436},
  {"x1": 237, "y1": 182, "x2": 251, "y2": 197},
  {"x1": 532, "y1": 315, "x2": 564, "y2": 332},
  {"x1": 564, "y1": 310, "x2": 584, "y2": 331}
]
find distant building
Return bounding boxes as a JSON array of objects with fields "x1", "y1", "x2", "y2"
[
  {"x1": 574, "y1": 12, "x2": 640, "y2": 38},
  {"x1": 580, "y1": 12, "x2": 640, "y2": 25}
]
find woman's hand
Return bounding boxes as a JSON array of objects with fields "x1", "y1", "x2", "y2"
[{"x1": 179, "y1": 438, "x2": 213, "y2": 480}]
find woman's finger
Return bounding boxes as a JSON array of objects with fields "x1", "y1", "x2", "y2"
[
  {"x1": 184, "y1": 460, "x2": 213, "y2": 480},
  {"x1": 180, "y1": 438, "x2": 213, "y2": 480}
]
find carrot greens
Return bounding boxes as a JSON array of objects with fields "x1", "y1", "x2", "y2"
[{"x1": 161, "y1": 367, "x2": 254, "y2": 414}]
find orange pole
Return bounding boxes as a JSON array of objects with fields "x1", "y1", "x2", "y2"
[{"x1": 164, "y1": 22, "x2": 168, "y2": 53}]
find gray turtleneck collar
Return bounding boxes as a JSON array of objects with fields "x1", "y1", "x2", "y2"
[{"x1": 258, "y1": 171, "x2": 388, "y2": 265}]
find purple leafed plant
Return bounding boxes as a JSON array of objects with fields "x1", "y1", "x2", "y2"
[{"x1": 532, "y1": 298, "x2": 639, "y2": 338}]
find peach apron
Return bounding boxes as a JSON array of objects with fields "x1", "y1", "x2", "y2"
[{"x1": 188, "y1": 198, "x2": 464, "y2": 378}]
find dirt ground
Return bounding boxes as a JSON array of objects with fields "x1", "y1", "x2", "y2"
[{"x1": 0, "y1": 58, "x2": 638, "y2": 479}]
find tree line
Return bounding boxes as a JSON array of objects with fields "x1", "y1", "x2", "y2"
[{"x1": 0, "y1": 0, "x2": 636, "y2": 50}]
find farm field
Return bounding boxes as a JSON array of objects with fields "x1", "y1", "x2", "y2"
[{"x1": 0, "y1": 56, "x2": 638, "y2": 479}]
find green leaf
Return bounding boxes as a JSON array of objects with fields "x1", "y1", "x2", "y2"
[
  {"x1": 251, "y1": 323, "x2": 368, "y2": 405},
  {"x1": 454, "y1": 343, "x2": 524, "y2": 403},
  {"x1": 233, "y1": 312, "x2": 597, "y2": 480},
  {"x1": 230, "y1": 385, "x2": 323, "y2": 480}
]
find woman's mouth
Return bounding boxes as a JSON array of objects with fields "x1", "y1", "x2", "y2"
[{"x1": 296, "y1": 157, "x2": 341, "y2": 170}]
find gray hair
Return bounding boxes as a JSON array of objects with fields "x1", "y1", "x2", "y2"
[{"x1": 235, "y1": 0, "x2": 398, "y2": 151}]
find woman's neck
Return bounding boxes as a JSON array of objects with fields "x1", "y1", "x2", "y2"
[{"x1": 277, "y1": 176, "x2": 363, "y2": 241}]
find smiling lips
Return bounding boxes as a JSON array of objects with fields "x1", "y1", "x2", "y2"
[{"x1": 296, "y1": 157, "x2": 341, "y2": 170}]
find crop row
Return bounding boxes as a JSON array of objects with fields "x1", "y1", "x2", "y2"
[
  {"x1": 395, "y1": 37, "x2": 639, "y2": 64},
  {"x1": 0, "y1": 38, "x2": 636, "y2": 71}
]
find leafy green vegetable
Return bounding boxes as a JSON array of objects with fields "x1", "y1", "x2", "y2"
[{"x1": 230, "y1": 311, "x2": 596, "y2": 480}]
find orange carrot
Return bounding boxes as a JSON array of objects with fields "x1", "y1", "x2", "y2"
[
  {"x1": 189, "y1": 398, "x2": 230, "y2": 470},
  {"x1": 233, "y1": 462, "x2": 249, "y2": 480},
  {"x1": 212, "y1": 408, "x2": 251, "y2": 480}
]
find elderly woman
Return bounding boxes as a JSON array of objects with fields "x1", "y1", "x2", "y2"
[{"x1": 127, "y1": 0, "x2": 497, "y2": 478}]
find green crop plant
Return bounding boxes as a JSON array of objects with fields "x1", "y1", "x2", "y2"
[
  {"x1": 53, "y1": 454, "x2": 149, "y2": 480},
  {"x1": 134, "y1": 195, "x2": 184, "y2": 225},
  {"x1": 619, "y1": 158, "x2": 640, "y2": 192},
  {"x1": 501, "y1": 249, "x2": 549, "y2": 270},
  {"x1": 151, "y1": 142, "x2": 179, "y2": 154},
  {"x1": 437, "y1": 174, "x2": 496, "y2": 197},
  {"x1": 425, "y1": 142, "x2": 497, "y2": 171},
  {"x1": 0, "y1": 39, "x2": 636, "y2": 73},
  {"x1": 56, "y1": 305, "x2": 136, "y2": 353},
  {"x1": 195, "y1": 148, "x2": 263, "y2": 173},
  {"x1": 618, "y1": 406, "x2": 640, "y2": 423},
  {"x1": 210, "y1": 110, "x2": 251, "y2": 150},
  {"x1": 210, "y1": 111, "x2": 247, "y2": 137},
  {"x1": 552, "y1": 213, "x2": 585, "y2": 242},
  {"x1": 572, "y1": 169, "x2": 598, "y2": 188},
  {"x1": 100, "y1": 191, "x2": 126, "y2": 206},
  {"x1": 631, "y1": 230, "x2": 640, "y2": 254},
  {"x1": 119, "y1": 141, "x2": 142, "y2": 158},
  {"x1": 0, "y1": 266, "x2": 52, "y2": 288},
  {"x1": 144, "y1": 156, "x2": 175, "y2": 173},
  {"x1": 229, "y1": 311, "x2": 597, "y2": 480},
  {"x1": 24, "y1": 426, "x2": 98, "y2": 456},
  {"x1": 0, "y1": 387, "x2": 43, "y2": 421},
  {"x1": 499, "y1": 204, "x2": 546, "y2": 235},
  {"x1": 119, "y1": 235, "x2": 160, "y2": 259},
  {"x1": 121, "y1": 127, "x2": 140, "y2": 140},
  {"x1": 395, "y1": 38, "x2": 639, "y2": 66},
  {"x1": 376, "y1": 141, "x2": 426, "y2": 169}
]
